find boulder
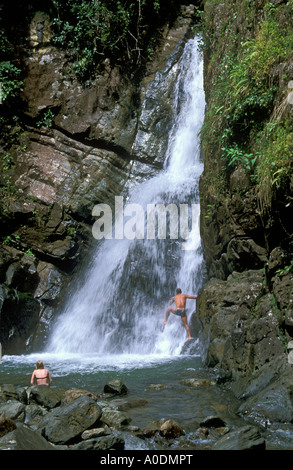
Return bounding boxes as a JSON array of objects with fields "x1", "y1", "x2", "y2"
[
  {"x1": 212, "y1": 425, "x2": 265, "y2": 450},
  {"x1": 195, "y1": 270, "x2": 284, "y2": 375},
  {"x1": 0, "y1": 414, "x2": 17, "y2": 438},
  {"x1": 110, "y1": 397, "x2": 148, "y2": 410},
  {"x1": 37, "y1": 395, "x2": 102, "y2": 445},
  {"x1": 103, "y1": 379, "x2": 128, "y2": 396},
  {"x1": 70, "y1": 434, "x2": 124, "y2": 451},
  {"x1": 200, "y1": 416, "x2": 226, "y2": 428},
  {"x1": 63, "y1": 388, "x2": 99, "y2": 404},
  {"x1": 237, "y1": 369, "x2": 293, "y2": 426},
  {"x1": 0, "y1": 423, "x2": 55, "y2": 450},
  {"x1": 100, "y1": 408, "x2": 131, "y2": 429},
  {"x1": 159, "y1": 419, "x2": 185, "y2": 439},
  {"x1": 24, "y1": 404, "x2": 48, "y2": 427},
  {"x1": 0, "y1": 401, "x2": 25, "y2": 422},
  {"x1": 0, "y1": 384, "x2": 27, "y2": 403},
  {"x1": 81, "y1": 427, "x2": 111, "y2": 440},
  {"x1": 29, "y1": 386, "x2": 62, "y2": 409}
]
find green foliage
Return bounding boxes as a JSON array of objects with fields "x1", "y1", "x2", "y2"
[
  {"x1": 243, "y1": 19, "x2": 293, "y2": 81},
  {"x1": 200, "y1": 0, "x2": 293, "y2": 195},
  {"x1": 1, "y1": 152, "x2": 13, "y2": 172},
  {"x1": 36, "y1": 109, "x2": 55, "y2": 128},
  {"x1": 0, "y1": 6, "x2": 24, "y2": 105},
  {"x1": 221, "y1": 144, "x2": 258, "y2": 172},
  {"x1": 227, "y1": 18, "x2": 293, "y2": 128},
  {"x1": 276, "y1": 259, "x2": 293, "y2": 276},
  {"x1": 254, "y1": 119, "x2": 293, "y2": 192},
  {"x1": 51, "y1": 0, "x2": 180, "y2": 80},
  {"x1": 0, "y1": 61, "x2": 23, "y2": 106}
]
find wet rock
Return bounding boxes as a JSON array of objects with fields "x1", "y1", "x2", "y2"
[
  {"x1": 0, "y1": 384, "x2": 27, "y2": 403},
  {"x1": 29, "y1": 386, "x2": 62, "y2": 409},
  {"x1": 0, "y1": 423, "x2": 55, "y2": 450},
  {"x1": 0, "y1": 414, "x2": 17, "y2": 438},
  {"x1": 159, "y1": 419, "x2": 185, "y2": 439},
  {"x1": 0, "y1": 283, "x2": 41, "y2": 354},
  {"x1": 104, "y1": 379, "x2": 128, "y2": 396},
  {"x1": 148, "y1": 383, "x2": 170, "y2": 390},
  {"x1": 63, "y1": 388, "x2": 99, "y2": 404},
  {"x1": 273, "y1": 272, "x2": 293, "y2": 327},
  {"x1": 195, "y1": 269, "x2": 284, "y2": 375},
  {"x1": 70, "y1": 434, "x2": 124, "y2": 451},
  {"x1": 287, "y1": 341, "x2": 293, "y2": 364},
  {"x1": 110, "y1": 397, "x2": 148, "y2": 410},
  {"x1": 237, "y1": 372, "x2": 293, "y2": 426},
  {"x1": 5, "y1": 256, "x2": 39, "y2": 293},
  {"x1": 34, "y1": 261, "x2": 63, "y2": 301},
  {"x1": 229, "y1": 167, "x2": 251, "y2": 193},
  {"x1": 99, "y1": 408, "x2": 131, "y2": 429},
  {"x1": 81, "y1": 427, "x2": 111, "y2": 440},
  {"x1": 0, "y1": 6, "x2": 198, "y2": 355},
  {"x1": 200, "y1": 416, "x2": 226, "y2": 428},
  {"x1": 180, "y1": 378, "x2": 216, "y2": 387},
  {"x1": 267, "y1": 247, "x2": 288, "y2": 277},
  {"x1": 24, "y1": 404, "x2": 48, "y2": 427},
  {"x1": 212, "y1": 425, "x2": 265, "y2": 450},
  {"x1": 0, "y1": 401, "x2": 25, "y2": 422},
  {"x1": 37, "y1": 395, "x2": 102, "y2": 445}
]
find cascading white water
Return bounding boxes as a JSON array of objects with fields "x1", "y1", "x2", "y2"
[{"x1": 47, "y1": 36, "x2": 205, "y2": 358}]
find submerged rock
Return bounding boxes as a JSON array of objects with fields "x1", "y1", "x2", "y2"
[{"x1": 180, "y1": 378, "x2": 216, "y2": 387}]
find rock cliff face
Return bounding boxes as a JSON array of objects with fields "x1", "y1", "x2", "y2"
[
  {"x1": 0, "y1": 6, "x2": 196, "y2": 353},
  {"x1": 194, "y1": 0, "x2": 293, "y2": 394}
]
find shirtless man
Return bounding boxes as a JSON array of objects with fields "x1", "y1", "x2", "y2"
[{"x1": 164, "y1": 288, "x2": 197, "y2": 340}]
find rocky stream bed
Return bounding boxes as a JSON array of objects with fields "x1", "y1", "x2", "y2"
[{"x1": 1, "y1": 364, "x2": 293, "y2": 451}]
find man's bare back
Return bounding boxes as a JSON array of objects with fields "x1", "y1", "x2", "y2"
[
  {"x1": 163, "y1": 288, "x2": 197, "y2": 340},
  {"x1": 172, "y1": 293, "x2": 195, "y2": 310}
]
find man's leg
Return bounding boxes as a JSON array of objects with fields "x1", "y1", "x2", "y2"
[
  {"x1": 181, "y1": 315, "x2": 192, "y2": 340},
  {"x1": 164, "y1": 306, "x2": 175, "y2": 324}
]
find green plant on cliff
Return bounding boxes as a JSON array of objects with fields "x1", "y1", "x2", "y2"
[
  {"x1": 36, "y1": 109, "x2": 55, "y2": 128},
  {"x1": 0, "y1": 6, "x2": 23, "y2": 106},
  {"x1": 221, "y1": 144, "x2": 258, "y2": 172},
  {"x1": 201, "y1": 0, "x2": 293, "y2": 196},
  {"x1": 51, "y1": 0, "x2": 181, "y2": 80},
  {"x1": 254, "y1": 119, "x2": 293, "y2": 206},
  {"x1": 0, "y1": 62, "x2": 23, "y2": 104},
  {"x1": 227, "y1": 17, "x2": 292, "y2": 132}
]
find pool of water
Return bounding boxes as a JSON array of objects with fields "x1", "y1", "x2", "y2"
[
  {"x1": 1, "y1": 352, "x2": 293, "y2": 450},
  {"x1": 0, "y1": 352, "x2": 244, "y2": 446}
]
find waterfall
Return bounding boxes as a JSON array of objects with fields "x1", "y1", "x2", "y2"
[{"x1": 47, "y1": 36, "x2": 205, "y2": 358}]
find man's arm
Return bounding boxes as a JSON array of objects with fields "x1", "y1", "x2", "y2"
[{"x1": 185, "y1": 295, "x2": 197, "y2": 299}]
